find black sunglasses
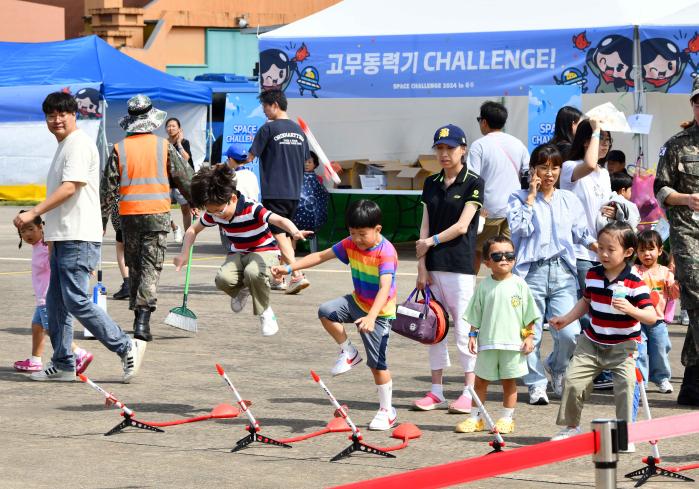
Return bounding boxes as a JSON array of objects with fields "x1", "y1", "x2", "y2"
[{"x1": 490, "y1": 252, "x2": 516, "y2": 262}]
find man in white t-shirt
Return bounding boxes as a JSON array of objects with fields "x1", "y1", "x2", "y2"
[
  {"x1": 468, "y1": 101, "x2": 529, "y2": 272},
  {"x1": 13, "y1": 92, "x2": 146, "y2": 383}
]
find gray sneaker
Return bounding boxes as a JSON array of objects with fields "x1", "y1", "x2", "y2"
[
  {"x1": 529, "y1": 385, "x2": 549, "y2": 405},
  {"x1": 121, "y1": 338, "x2": 147, "y2": 383},
  {"x1": 230, "y1": 287, "x2": 250, "y2": 313},
  {"x1": 30, "y1": 362, "x2": 76, "y2": 382}
]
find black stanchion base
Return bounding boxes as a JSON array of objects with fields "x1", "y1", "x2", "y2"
[
  {"x1": 330, "y1": 434, "x2": 396, "y2": 462},
  {"x1": 487, "y1": 439, "x2": 505, "y2": 454},
  {"x1": 625, "y1": 458, "x2": 695, "y2": 487},
  {"x1": 104, "y1": 414, "x2": 164, "y2": 436},
  {"x1": 230, "y1": 426, "x2": 292, "y2": 453}
]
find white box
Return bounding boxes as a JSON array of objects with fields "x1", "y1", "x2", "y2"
[{"x1": 359, "y1": 174, "x2": 386, "y2": 190}]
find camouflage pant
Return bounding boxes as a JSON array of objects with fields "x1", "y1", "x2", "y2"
[
  {"x1": 123, "y1": 229, "x2": 167, "y2": 311},
  {"x1": 683, "y1": 309, "x2": 699, "y2": 367}
]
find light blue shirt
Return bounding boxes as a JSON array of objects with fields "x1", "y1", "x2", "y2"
[{"x1": 507, "y1": 189, "x2": 596, "y2": 278}]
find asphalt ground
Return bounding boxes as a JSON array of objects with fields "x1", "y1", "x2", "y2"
[{"x1": 0, "y1": 206, "x2": 697, "y2": 489}]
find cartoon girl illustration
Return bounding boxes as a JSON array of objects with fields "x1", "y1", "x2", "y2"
[
  {"x1": 585, "y1": 35, "x2": 634, "y2": 93},
  {"x1": 74, "y1": 87, "x2": 103, "y2": 119},
  {"x1": 259, "y1": 44, "x2": 311, "y2": 93},
  {"x1": 640, "y1": 38, "x2": 688, "y2": 93}
]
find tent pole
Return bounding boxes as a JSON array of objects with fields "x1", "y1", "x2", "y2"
[
  {"x1": 632, "y1": 25, "x2": 648, "y2": 171},
  {"x1": 207, "y1": 103, "x2": 213, "y2": 165}
]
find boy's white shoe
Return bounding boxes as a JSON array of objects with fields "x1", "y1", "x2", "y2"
[
  {"x1": 259, "y1": 308, "x2": 279, "y2": 336},
  {"x1": 656, "y1": 379, "x2": 674, "y2": 393},
  {"x1": 121, "y1": 338, "x2": 147, "y2": 383},
  {"x1": 29, "y1": 362, "x2": 76, "y2": 382},
  {"x1": 369, "y1": 407, "x2": 397, "y2": 431},
  {"x1": 172, "y1": 226, "x2": 184, "y2": 244},
  {"x1": 230, "y1": 287, "x2": 250, "y2": 313},
  {"x1": 551, "y1": 426, "x2": 581, "y2": 441},
  {"x1": 331, "y1": 349, "x2": 363, "y2": 376}
]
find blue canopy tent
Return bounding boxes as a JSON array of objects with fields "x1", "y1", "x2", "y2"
[{"x1": 0, "y1": 36, "x2": 211, "y2": 200}]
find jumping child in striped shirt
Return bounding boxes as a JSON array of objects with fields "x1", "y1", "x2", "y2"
[
  {"x1": 272, "y1": 200, "x2": 398, "y2": 431},
  {"x1": 549, "y1": 222, "x2": 656, "y2": 446}
]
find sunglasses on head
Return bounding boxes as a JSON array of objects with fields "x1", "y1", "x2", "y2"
[{"x1": 490, "y1": 252, "x2": 516, "y2": 262}]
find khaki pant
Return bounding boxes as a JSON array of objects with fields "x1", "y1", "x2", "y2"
[
  {"x1": 557, "y1": 334, "x2": 637, "y2": 427},
  {"x1": 214, "y1": 251, "x2": 278, "y2": 315},
  {"x1": 475, "y1": 217, "x2": 511, "y2": 250}
]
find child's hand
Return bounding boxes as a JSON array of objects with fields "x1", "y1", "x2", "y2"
[
  {"x1": 292, "y1": 230, "x2": 314, "y2": 241},
  {"x1": 468, "y1": 336, "x2": 477, "y2": 355},
  {"x1": 270, "y1": 265, "x2": 287, "y2": 280},
  {"x1": 550, "y1": 316, "x2": 568, "y2": 330},
  {"x1": 611, "y1": 297, "x2": 635, "y2": 315},
  {"x1": 354, "y1": 316, "x2": 375, "y2": 333},
  {"x1": 173, "y1": 253, "x2": 188, "y2": 271},
  {"x1": 521, "y1": 336, "x2": 534, "y2": 355}
]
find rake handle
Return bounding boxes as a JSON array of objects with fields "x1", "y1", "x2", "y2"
[{"x1": 182, "y1": 245, "x2": 194, "y2": 307}]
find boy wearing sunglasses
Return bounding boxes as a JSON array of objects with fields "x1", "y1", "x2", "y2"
[{"x1": 456, "y1": 235, "x2": 539, "y2": 434}]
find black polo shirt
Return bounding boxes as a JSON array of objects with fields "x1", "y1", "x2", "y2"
[{"x1": 421, "y1": 165, "x2": 484, "y2": 274}]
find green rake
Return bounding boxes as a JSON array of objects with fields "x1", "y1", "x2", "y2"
[{"x1": 165, "y1": 245, "x2": 197, "y2": 332}]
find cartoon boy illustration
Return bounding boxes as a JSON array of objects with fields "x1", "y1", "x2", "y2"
[
  {"x1": 74, "y1": 87, "x2": 103, "y2": 119},
  {"x1": 586, "y1": 35, "x2": 634, "y2": 93},
  {"x1": 640, "y1": 38, "x2": 689, "y2": 93}
]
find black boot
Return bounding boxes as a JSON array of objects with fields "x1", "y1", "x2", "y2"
[
  {"x1": 678, "y1": 365, "x2": 699, "y2": 406},
  {"x1": 133, "y1": 308, "x2": 153, "y2": 342},
  {"x1": 113, "y1": 279, "x2": 130, "y2": 300}
]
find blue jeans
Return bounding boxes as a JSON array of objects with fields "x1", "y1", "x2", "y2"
[
  {"x1": 637, "y1": 321, "x2": 672, "y2": 384},
  {"x1": 524, "y1": 257, "x2": 581, "y2": 389},
  {"x1": 47, "y1": 241, "x2": 130, "y2": 371},
  {"x1": 576, "y1": 259, "x2": 598, "y2": 331}
]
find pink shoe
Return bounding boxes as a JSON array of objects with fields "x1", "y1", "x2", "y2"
[
  {"x1": 413, "y1": 392, "x2": 447, "y2": 411},
  {"x1": 75, "y1": 351, "x2": 94, "y2": 375},
  {"x1": 14, "y1": 358, "x2": 42, "y2": 372},
  {"x1": 448, "y1": 394, "x2": 472, "y2": 414}
]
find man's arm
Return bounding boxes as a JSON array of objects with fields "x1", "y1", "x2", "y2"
[
  {"x1": 14, "y1": 181, "x2": 82, "y2": 229},
  {"x1": 100, "y1": 149, "x2": 120, "y2": 229}
]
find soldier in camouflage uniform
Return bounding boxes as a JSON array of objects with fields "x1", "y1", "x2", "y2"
[
  {"x1": 101, "y1": 95, "x2": 193, "y2": 342},
  {"x1": 654, "y1": 77, "x2": 699, "y2": 406}
]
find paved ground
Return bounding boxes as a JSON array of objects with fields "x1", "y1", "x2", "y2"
[{"x1": 0, "y1": 205, "x2": 697, "y2": 489}]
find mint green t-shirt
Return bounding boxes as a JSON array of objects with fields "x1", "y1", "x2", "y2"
[{"x1": 465, "y1": 274, "x2": 540, "y2": 352}]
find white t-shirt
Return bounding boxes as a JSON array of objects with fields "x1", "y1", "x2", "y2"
[
  {"x1": 467, "y1": 131, "x2": 529, "y2": 218},
  {"x1": 44, "y1": 129, "x2": 102, "y2": 242},
  {"x1": 235, "y1": 168, "x2": 260, "y2": 202},
  {"x1": 560, "y1": 160, "x2": 611, "y2": 261}
]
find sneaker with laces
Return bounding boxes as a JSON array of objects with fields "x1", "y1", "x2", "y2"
[
  {"x1": 413, "y1": 392, "x2": 447, "y2": 411},
  {"x1": 30, "y1": 362, "x2": 76, "y2": 382},
  {"x1": 121, "y1": 338, "x2": 147, "y2": 383},
  {"x1": 551, "y1": 426, "x2": 581, "y2": 441},
  {"x1": 75, "y1": 351, "x2": 94, "y2": 375},
  {"x1": 593, "y1": 377, "x2": 614, "y2": 390},
  {"x1": 331, "y1": 349, "x2": 363, "y2": 376},
  {"x1": 259, "y1": 308, "x2": 279, "y2": 336},
  {"x1": 494, "y1": 417, "x2": 515, "y2": 434},
  {"x1": 681, "y1": 310, "x2": 690, "y2": 326},
  {"x1": 270, "y1": 278, "x2": 287, "y2": 291},
  {"x1": 14, "y1": 358, "x2": 43, "y2": 372},
  {"x1": 230, "y1": 288, "x2": 250, "y2": 313},
  {"x1": 172, "y1": 226, "x2": 184, "y2": 244},
  {"x1": 529, "y1": 385, "x2": 549, "y2": 405},
  {"x1": 448, "y1": 394, "x2": 472, "y2": 414},
  {"x1": 656, "y1": 379, "x2": 674, "y2": 393},
  {"x1": 455, "y1": 417, "x2": 486, "y2": 433},
  {"x1": 369, "y1": 407, "x2": 397, "y2": 431},
  {"x1": 285, "y1": 275, "x2": 310, "y2": 295}
]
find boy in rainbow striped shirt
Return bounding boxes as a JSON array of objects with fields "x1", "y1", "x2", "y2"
[{"x1": 272, "y1": 200, "x2": 398, "y2": 431}]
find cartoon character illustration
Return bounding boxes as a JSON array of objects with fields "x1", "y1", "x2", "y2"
[
  {"x1": 640, "y1": 38, "x2": 688, "y2": 93},
  {"x1": 585, "y1": 35, "x2": 635, "y2": 93},
  {"x1": 554, "y1": 66, "x2": 589, "y2": 93},
  {"x1": 296, "y1": 66, "x2": 321, "y2": 98},
  {"x1": 572, "y1": 31, "x2": 591, "y2": 51},
  {"x1": 684, "y1": 32, "x2": 699, "y2": 79},
  {"x1": 74, "y1": 87, "x2": 103, "y2": 119},
  {"x1": 259, "y1": 43, "x2": 311, "y2": 93}
]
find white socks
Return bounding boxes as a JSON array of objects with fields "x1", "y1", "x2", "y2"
[
  {"x1": 462, "y1": 385, "x2": 473, "y2": 398},
  {"x1": 500, "y1": 407, "x2": 515, "y2": 420},
  {"x1": 31, "y1": 355, "x2": 41, "y2": 364},
  {"x1": 340, "y1": 338, "x2": 357, "y2": 356},
  {"x1": 377, "y1": 380, "x2": 393, "y2": 411},
  {"x1": 430, "y1": 383, "x2": 445, "y2": 401}
]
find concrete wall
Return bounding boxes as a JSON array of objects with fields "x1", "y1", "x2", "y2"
[{"x1": 3, "y1": 0, "x2": 65, "y2": 42}]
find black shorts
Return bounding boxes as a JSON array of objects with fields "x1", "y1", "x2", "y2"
[
  {"x1": 115, "y1": 229, "x2": 123, "y2": 243},
  {"x1": 262, "y1": 199, "x2": 298, "y2": 236}
]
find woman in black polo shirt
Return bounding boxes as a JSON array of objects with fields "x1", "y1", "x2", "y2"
[{"x1": 413, "y1": 124, "x2": 485, "y2": 415}]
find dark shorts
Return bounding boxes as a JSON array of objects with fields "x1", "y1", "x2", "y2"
[
  {"x1": 263, "y1": 199, "x2": 299, "y2": 236},
  {"x1": 115, "y1": 229, "x2": 123, "y2": 243}
]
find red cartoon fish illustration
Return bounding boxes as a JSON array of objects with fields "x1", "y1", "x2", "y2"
[{"x1": 573, "y1": 31, "x2": 591, "y2": 51}]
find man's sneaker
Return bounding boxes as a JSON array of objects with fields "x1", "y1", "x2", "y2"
[
  {"x1": 413, "y1": 392, "x2": 447, "y2": 411},
  {"x1": 270, "y1": 278, "x2": 287, "y2": 291},
  {"x1": 681, "y1": 310, "x2": 690, "y2": 326},
  {"x1": 551, "y1": 371, "x2": 565, "y2": 397},
  {"x1": 30, "y1": 362, "x2": 76, "y2": 382},
  {"x1": 285, "y1": 275, "x2": 310, "y2": 295},
  {"x1": 495, "y1": 417, "x2": 515, "y2": 434},
  {"x1": 75, "y1": 351, "x2": 94, "y2": 375},
  {"x1": 112, "y1": 281, "x2": 130, "y2": 300},
  {"x1": 14, "y1": 358, "x2": 42, "y2": 372},
  {"x1": 369, "y1": 407, "x2": 397, "y2": 431},
  {"x1": 230, "y1": 288, "x2": 250, "y2": 313},
  {"x1": 529, "y1": 386, "x2": 549, "y2": 405},
  {"x1": 172, "y1": 226, "x2": 184, "y2": 244},
  {"x1": 259, "y1": 308, "x2": 279, "y2": 336},
  {"x1": 551, "y1": 426, "x2": 582, "y2": 441},
  {"x1": 455, "y1": 417, "x2": 486, "y2": 433},
  {"x1": 656, "y1": 379, "x2": 674, "y2": 393},
  {"x1": 593, "y1": 376, "x2": 614, "y2": 390},
  {"x1": 448, "y1": 394, "x2": 472, "y2": 414},
  {"x1": 543, "y1": 322, "x2": 550, "y2": 331},
  {"x1": 331, "y1": 349, "x2": 363, "y2": 376},
  {"x1": 121, "y1": 338, "x2": 147, "y2": 383},
  {"x1": 619, "y1": 443, "x2": 636, "y2": 454}
]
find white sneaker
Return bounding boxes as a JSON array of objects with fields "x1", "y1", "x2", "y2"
[
  {"x1": 543, "y1": 322, "x2": 550, "y2": 331},
  {"x1": 529, "y1": 385, "x2": 549, "y2": 405},
  {"x1": 121, "y1": 338, "x2": 147, "y2": 383},
  {"x1": 369, "y1": 407, "x2": 397, "y2": 431},
  {"x1": 230, "y1": 288, "x2": 250, "y2": 313},
  {"x1": 681, "y1": 310, "x2": 690, "y2": 325},
  {"x1": 172, "y1": 226, "x2": 184, "y2": 244},
  {"x1": 259, "y1": 308, "x2": 279, "y2": 336},
  {"x1": 620, "y1": 442, "x2": 636, "y2": 454},
  {"x1": 331, "y1": 349, "x2": 363, "y2": 376},
  {"x1": 29, "y1": 362, "x2": 76, "y2": 382},
  {"x1": 657, "y1": 379, "x2": 674, "y2": 393},
  {"x1": 551, "y1": 426, "x2": 581, "y2": 441},
  {"x1": 285, "y1": 274, "x2": 310, "y2": 295},
  {"x1": 551, "y1": 372, "x2": 565, "y2": 397},
  {"x1": 270, "y1": 278, "x2": 287, "y2": 291}
]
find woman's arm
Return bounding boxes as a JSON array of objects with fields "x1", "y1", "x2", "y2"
[
  {"x1": 416, "y1": 202, "x2": 478, "y2": 257},
  {"x1": 507, "y1": 190, "x2": 536, "y2": 238},
  {"x1": 571, "y1": 118, "x2": 601, "y2": 182}
]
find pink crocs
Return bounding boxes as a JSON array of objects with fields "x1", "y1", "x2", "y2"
[
  {"x1": 413, "y1": 392, "x2": 447, "y2": 411},
  {"x1": 448, "y1": 394, "x2": 473, "y2": 414},
  {"x1": 14, "y1": 358, "x2": 42, "y2": 372},
  {"x1": 75, "y1": 351, "x2": 94, "y2": 375}
]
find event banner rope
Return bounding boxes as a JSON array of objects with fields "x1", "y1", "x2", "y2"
[{"x1": 333, "y1": 411, "x2": 699, "y2": 489}]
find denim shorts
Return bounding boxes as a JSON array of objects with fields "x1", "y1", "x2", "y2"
[
  {"x1": 318, "y1": 294, "x2": 391, "y2": 370},
  {"x1": 32, "y1": 305, "x2": 49, "y2": 330}
]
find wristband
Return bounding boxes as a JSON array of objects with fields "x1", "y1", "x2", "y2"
[
  {"x1": 285, "y1": 265, "x2": 293, "y2": 275},
  {"x1": 468, "y1": 331, "x2": 479, "y2": 337},
  {"x1": 521, "y1": 327, "x2": 535, "y2": 338},
  {"x1": 591, "y1": 131, "x2": 601, "y2": 139},
  {"x1": 432, "y1": 234, "x2": 440, "y2": 246}
]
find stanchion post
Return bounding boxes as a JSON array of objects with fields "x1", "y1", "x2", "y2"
[{"x1": 592, "y1": 419, "x2": 626, "y2": 489}]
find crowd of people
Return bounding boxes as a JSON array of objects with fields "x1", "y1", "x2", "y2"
[{"x1": 10, "y1": 79, "x2": 699, "y2": 440}]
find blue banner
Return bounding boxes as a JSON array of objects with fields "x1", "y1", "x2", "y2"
[
  {"x1": 528, "y1": 85, "x2": 582, "y2": 153},
  {"x1": 639, "y1": 26, "x2": 699, "y2": 94},
  {"x1": 221, "y1": 92, "x2": 266, "y2": 184},
  {"x1": 0, "y1": 83, "x2": 102, "y2": 122},
  {"x1": 259, "y1": 26, "x2": 633, "y2": 98}
]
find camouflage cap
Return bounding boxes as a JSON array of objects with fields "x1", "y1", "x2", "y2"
[
  {"x1": 691, "y1": 77, "x2": 699, "y2": 101},
  {"x1": 118, "y1": 94, "x2": 167, "y2": 133}
]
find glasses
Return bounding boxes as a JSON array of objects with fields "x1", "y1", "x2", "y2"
[
  {"x1": 45, "y1": 112, "x2": 71, "y2": 122},
  {"x1": 490, "y1": 252, "x2": 516, "y2": 262},
  {"x1": 536, "y1": 166, "x2": 559, "y2": 175},
  {"x1": 600, "y1": 138, "x2": 612, "y2": 147},
  {"x1": 210, "y1": 201, "x2": 229, "y2": 216}
]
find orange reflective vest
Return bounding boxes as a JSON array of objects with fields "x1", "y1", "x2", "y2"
[{"x1": 115, "y1": 134, "x2": 171, "y2": 215}]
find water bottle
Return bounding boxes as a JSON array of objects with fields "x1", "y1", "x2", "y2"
[{"x1": 611, "y1": 281, "x2": 628, "y2": 314}]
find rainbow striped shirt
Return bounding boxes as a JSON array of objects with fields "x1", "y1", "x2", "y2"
[{"x1": 332, "y1": 236, "x2": 397, "y2": 318}]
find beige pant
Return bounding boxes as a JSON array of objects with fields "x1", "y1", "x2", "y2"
[
  {"x1": 557, "y1": 334, "x2": 637, "y2": 427},
  {"x1": 214, "y1": 251, "x2": 278, "y2": 315}
]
